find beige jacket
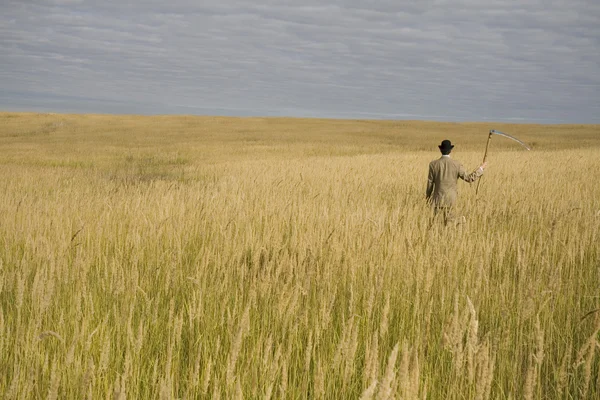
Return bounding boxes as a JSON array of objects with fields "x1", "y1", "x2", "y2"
[{"x1": 426, "y1": 156, "x2": 483, "y2": 207}]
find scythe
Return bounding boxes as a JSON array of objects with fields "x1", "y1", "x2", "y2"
[{"x1": 476, "y1": 129, "x2": 531, "y2": 195}]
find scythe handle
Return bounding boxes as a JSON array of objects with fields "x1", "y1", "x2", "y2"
[{"x1": 476, "y1": 131, "x2": 492, "y2": 195}]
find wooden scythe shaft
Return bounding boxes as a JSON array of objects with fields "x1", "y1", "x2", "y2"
[{"x1": 475, "y1": 131, "x2": 492, "y2": 195}]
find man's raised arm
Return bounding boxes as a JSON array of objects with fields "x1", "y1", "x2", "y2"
[{"x1": 458, "y1": 162, "x2": 487, "y2": 183}]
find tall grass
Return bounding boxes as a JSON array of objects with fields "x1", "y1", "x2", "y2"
[{"x1": 0, "y1": 112, "x2": 599, "y2": 398}]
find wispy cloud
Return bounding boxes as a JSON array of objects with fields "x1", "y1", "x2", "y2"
[{"x1": 1, "y1": 0, "x2": 598, "y2": 122}]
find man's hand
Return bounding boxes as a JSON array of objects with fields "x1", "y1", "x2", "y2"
[{"x1": 480, "y1": 161, "x2": 488, "y2": 171}]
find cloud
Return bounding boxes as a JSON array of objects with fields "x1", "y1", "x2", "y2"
[{"x1": 0, "y1": 0, "x2": 598, "y2": 122}]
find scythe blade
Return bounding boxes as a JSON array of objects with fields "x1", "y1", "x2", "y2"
[{"x1": 490, "y1": 130, "x2": 531, "y2": 150}]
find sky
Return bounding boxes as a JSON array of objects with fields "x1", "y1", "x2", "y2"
[{"x1": 1, "y1": 0, "x2": 599, "y2": 123}]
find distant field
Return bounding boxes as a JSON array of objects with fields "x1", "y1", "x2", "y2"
[{"x1": 1, "y1": 112, "x2": 599, "y2": 399}]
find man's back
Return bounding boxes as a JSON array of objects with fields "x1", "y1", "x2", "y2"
[{"x1": 426, "y1": 156, "x2": 482, "y2": 207}]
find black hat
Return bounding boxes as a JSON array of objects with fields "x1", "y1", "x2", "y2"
[{"x1": 439, "y1": 139, "x2": 454, "y2": 151}]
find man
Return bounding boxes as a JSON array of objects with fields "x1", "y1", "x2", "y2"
[{"x1": 426, "y1": 139, "x2": 487, "y2": 225}]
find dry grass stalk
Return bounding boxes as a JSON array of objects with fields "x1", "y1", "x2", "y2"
[
  {"x1": 38, "y1": 330, "x2": 65, "y2": 345},
  {"x1": 377, "y1": 342, "x2": 399, "y2": 400},
  {"x1": 379, "y1": 294, "x2": 390, "y2": 340},
  {"x1": 202, "y1": 357, "x2": 213, "y2": 396},
  {"x1": 398, "y1": 340, "x2": 411, "y2": 397},
  {"x1": 466, "y1": 296, "x2": 479, "y2": 383},
  {"x1": 474, "y1": 338, "x2": 495, "y2": 400},
  {"x1": 523, "y1": 353, "x2": 536, "y2": 400},
  {"x1": 407, "y1": 346, "x2": 421, "y2": 399},
  {"x1": 556, "y1": 348, "x2": 571, "y2": 398},
  {"x1": 364, "y1": 334, "x2": 380, "y2": 388},
  {"x1": 359, "y1": 379, "x2": 378, "y2": 400},
  {"x1": 47, "y1": 359, "x2": 60, "y2": 400},
  {"x1": 443, "y1": 293, "x2": 467, "y2": 376},
  {"x1": 314, "y1": 360, "x2": 325, "y2": 399},
  {"x1": 227, "y1": 304, "x2": 251, "y2": 387}
]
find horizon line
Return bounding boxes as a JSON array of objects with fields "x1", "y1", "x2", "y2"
[{"x1": 2, "y1": 109, "x2": 598, "y2": 126}]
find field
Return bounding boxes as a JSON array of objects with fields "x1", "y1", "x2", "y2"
[{"x1": 0, "y1": 112, "x2": 599, "y2": 399}]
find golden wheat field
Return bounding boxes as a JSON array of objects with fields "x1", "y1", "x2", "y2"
[{"x1": 0, "y1": 112, "x2": 599, "y2": 399}]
